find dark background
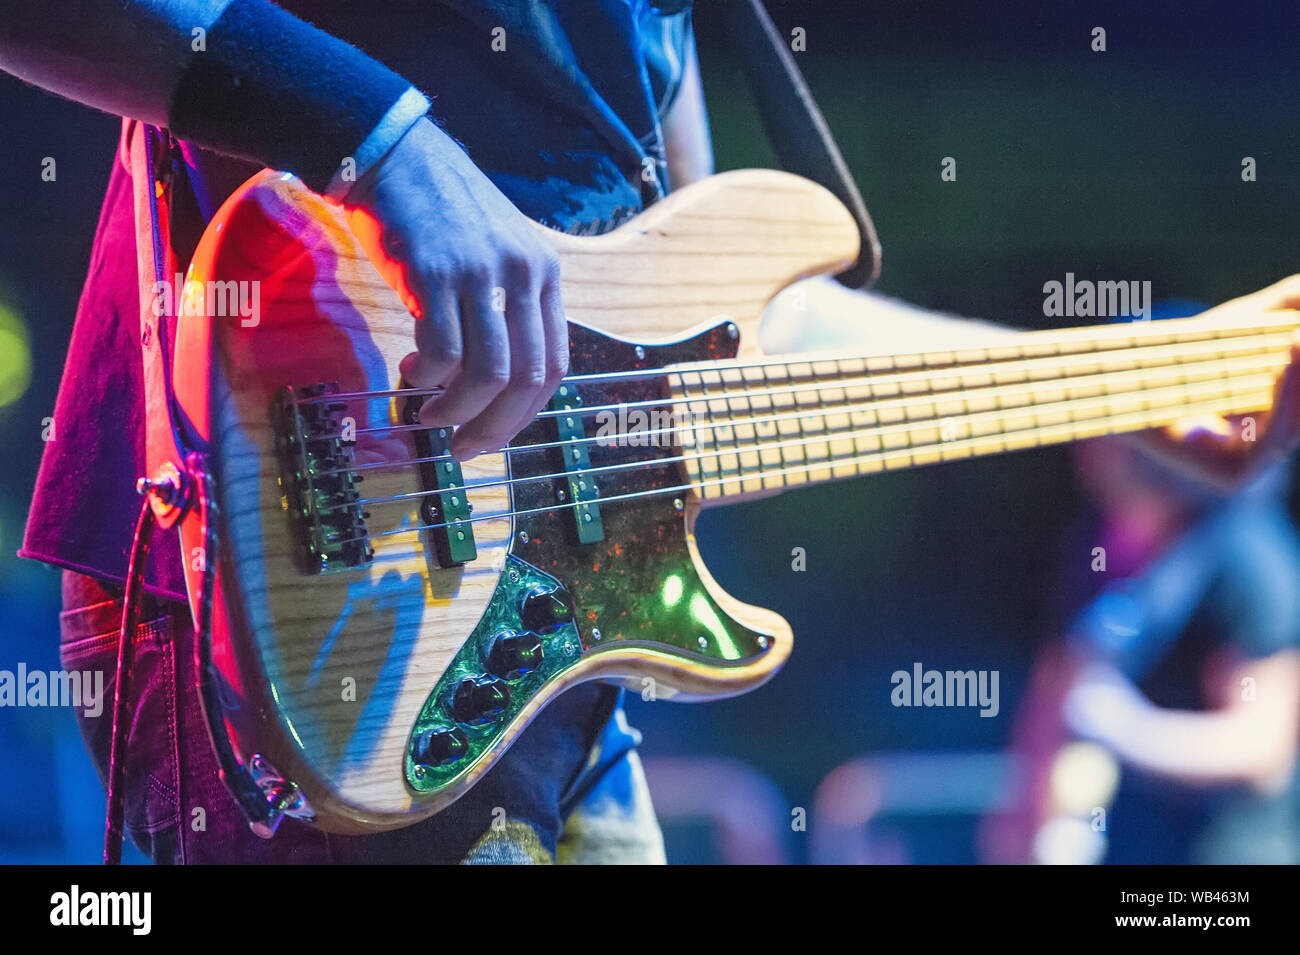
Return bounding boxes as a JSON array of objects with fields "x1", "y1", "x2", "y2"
[{"x1": 2, "y1": 0, "x2": 1299, "y2": 862}]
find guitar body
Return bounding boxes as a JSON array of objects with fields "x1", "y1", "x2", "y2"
[{"x1": 172, "y1": 168, "x2": 860, "y2": 833}]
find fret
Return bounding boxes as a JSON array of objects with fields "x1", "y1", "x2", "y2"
[
  {"x1": 719, "y1": 363, "x2": 766, "y2": 496},
  {"x1": 705, "y1": 368, "x2": 742, "y2": 500},
  {"x1": 680, "y1": 374, "x2": 703, "y2": 489},
  {"x1": 694, "y1": 367, "x2": 731, "y2": 498},
  {"x1": 904, "y1": 347, "x2": 947, "y2": 465},
  {"x1": 768, "y1": 363, "x2": 803, "y2": 470},
  {"x1": 669, "y1": 326, "x2": 1293, "y2": 419},
  {"x1": 673, "y1": 310, "x2": 1297, "y2": 503},
  {"x1": 810, "y1": 360, "x2": 839, "y2": 483},
  {"x1": 1027, "y1": 334, "x2": 1063, "y2": 434},
  {"x1": 1044, "y1": 334, "x2": 1075, "y2": 437},
  {"x1": 784, "y1": 361, "x2": 814, "y2": 484},
  {"x1": 715, "y1": 349, "x2": 1282, "y2": 462},
  {"x1": 820, "y1": 358, "x2": 855, "y2": 480},
  {"x1": 754, "y1": 361, "x2": 785, "y2": 489},
  {"x1": 843, "y1": 359, "x2": 880, "y2": 474},
  {"x1": 676, "y1": 369, "x2": 718, "y2": 501},
  {"x1": 731, "y1": 359, "x2": 779, "y2": 489}
]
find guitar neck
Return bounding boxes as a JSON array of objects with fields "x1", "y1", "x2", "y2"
[{"x1": 671, "y1": 309, "x2": 1299, "y2": 503}]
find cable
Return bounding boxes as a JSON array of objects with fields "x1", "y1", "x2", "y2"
[{"x1": 103, "y1": 497, "x2": 157, "y2": 865}]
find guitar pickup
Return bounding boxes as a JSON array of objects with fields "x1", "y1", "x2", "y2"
[
  {"x1": 550, "y1": 384, "x2": 604, "y2": 544},
  {"x1": 403, "y1": 395, "x2": 476, "y2": 567}
]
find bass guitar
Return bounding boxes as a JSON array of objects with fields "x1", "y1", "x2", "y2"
[{"x1": 169, "y1": 167, "x2": 1296, "y2": 833}]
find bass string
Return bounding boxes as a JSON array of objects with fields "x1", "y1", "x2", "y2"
[
  {"x1": 312, "y1": 343, "x2": 1289, "y2": 478},
  {"x1": 307, "y1": 325, "x2": 1293, "y2": 438},
  {"x1": 332, "y1": 367, "x2": 1279, "y2": 513},
  {"x1": 324, "y1": 379, "x2": 1274, "y2": 547},
  {"x1": 312, "y1": 349, "x2": 1289, "y2": 495},
  {"x1": 292, "y1": 309, "x2": 1299, "y2": 412}
]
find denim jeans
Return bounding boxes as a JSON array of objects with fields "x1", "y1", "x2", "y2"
[{"x1": 59, "y1": 572, "x2": 665, "y2": 864}]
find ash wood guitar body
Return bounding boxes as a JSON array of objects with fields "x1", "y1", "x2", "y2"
[{"x1": 172, "y1": 168, "x2": 860, "y2": 833}]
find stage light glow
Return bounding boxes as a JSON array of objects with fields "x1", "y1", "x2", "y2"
[
  {"x1": 1049, "y1": 741, "x2": 1120, "y2": 816},
  {"x1": 1167, "y1": 413, "x2": 1235, "y2": 440},
  {"x1": 661, "y1": 573, "x2": 684, "y2": 608},
  {"x1": 0, "y1": 301, "x2": 32, "y2": 408},
  {"x1": 689, "y1": 593, "x2": 740, "y2": 659},
  {"x1": 1033, "y1": 816, "x2": 1108, "y2": 866}
]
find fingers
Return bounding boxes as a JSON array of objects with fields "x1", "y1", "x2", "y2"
[
  {"x1": 418, "y1": 286, "x2": 510, "y2": 438},
  {"x1": 1255, "y1": 274, "x2": 1300, "y2": 312},
  {"x1": 400, "y1": 283, "x2": 463, "y2": 389},
  {"x1": 458, "y1": 293, "x2": 538, "y2": 458},
  {"x1": 1213, "y1": 274, "x2": 1300, "y2": 317},
  {"x1": 1281, "y1": 345, "x2": 1300, "y2": 448},
  {"x1": 502, "y1": 266, "x2": 569, "y2": 440},
  {"x1": 401, "y1": 248, "x2": 566, "y2": 460},
  {"x1": 1258, "y1": 343, "x2": 1300, "y2": 463},
  {"x1": 342, "y1": 116, "x2": 568, "y2": 459},
  {"x1": 444, "y1": 272, "x2": 553, "y2": 459},
  {"x1": 1194, "y1": 274, "x2": 1300, "y2": 328}
]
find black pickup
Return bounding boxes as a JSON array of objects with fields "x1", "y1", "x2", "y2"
[{"x1": 402, "y1": 394, "x2": 477, "y2": 567}]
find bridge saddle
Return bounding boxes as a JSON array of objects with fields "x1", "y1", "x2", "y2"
[{"x1": 272, "y1": 382, "x2": 372, "y2": 574}]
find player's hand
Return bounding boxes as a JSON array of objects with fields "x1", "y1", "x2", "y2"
[
  {"x1": 343, "y1": 117, "x2": 568, "y2": 460},
  {"x1": 1126, "y1": 275, "x2": 1300, "y2": 489}
]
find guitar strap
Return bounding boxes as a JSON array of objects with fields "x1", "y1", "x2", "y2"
[
  {"x1": 102, "y1": 120, "x2": 191, "y2": 865},
  {"x1": 126, "y1": 120, "x2": 187, "y2": 486},
  {"x1": 112, "y1": 121, "x2": 285, "y2": 862},
  {"x1": 727, "y1": 0, "x2": 882, "y2": 289}
]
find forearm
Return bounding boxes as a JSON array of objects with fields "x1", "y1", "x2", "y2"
[
  {"x1": 0, "y1": 0, "x2": 231, "y2": 125},
  {"x1": 0, "y1": 0, "x2": 428, "y2": 197},
  {"x1": 1110, "y1": 704, "x2": 1294, "y2": 786},
  {"x1": 760, "y1": 275, "x2": 1019, "y2": 356},
  {"x1": 1108, "y1": 653, "x2": 1300, "y2": 788},
  {"x1": 662, "y1": 29, "x2": 713, "y2": 190}
]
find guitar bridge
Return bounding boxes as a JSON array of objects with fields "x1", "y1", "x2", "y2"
[{"x1": 272, "y1": 383, "x2": 372, "y2": 574}]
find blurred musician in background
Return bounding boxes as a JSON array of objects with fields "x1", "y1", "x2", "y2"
[{"x1": 985, "y1": 323, "x2": 1300, "y2": 864}]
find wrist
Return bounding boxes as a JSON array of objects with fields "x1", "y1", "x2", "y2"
[
  {"x1": 325, "y1": 89, "x2": 431, "y2": 202},
  {"x1": 167, "y1": 0, "x2": 428, "y2": 194}
]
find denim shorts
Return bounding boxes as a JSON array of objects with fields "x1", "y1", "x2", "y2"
[{"x1": 59, "y1": 571, "x2": 665, "y2": 864}]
